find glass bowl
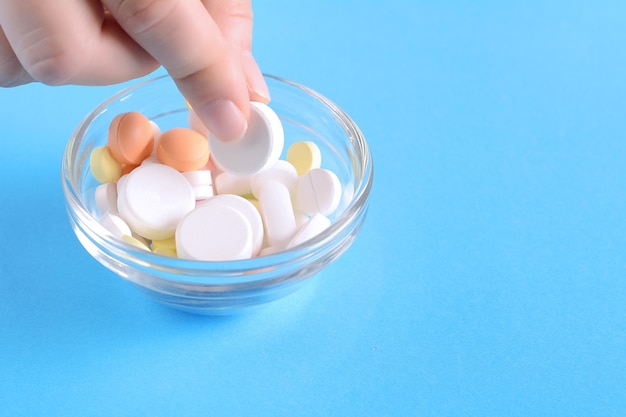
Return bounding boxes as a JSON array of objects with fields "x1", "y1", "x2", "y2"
[{"x1": 61, "y1": 74, "x2": 373, "y2": 315}]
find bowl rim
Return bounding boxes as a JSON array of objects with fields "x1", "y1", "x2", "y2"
[{"x1": 62, "y1": 73, "x2": 374, "y2": 283}]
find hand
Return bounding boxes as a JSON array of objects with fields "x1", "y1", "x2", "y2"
[{"x1": 0, "y1": 0, "x2": 269, "y2": 142}]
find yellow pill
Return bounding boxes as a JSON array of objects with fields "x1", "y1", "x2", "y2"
[
  {"x1": 151, "y1": 237, "x2": 177, "y2": 251},
  {"x1": 132, "y1": 234, "x2": 151, "y2": 247},
  {"x1": 286, "y1": 141, "x2": 321, "y2": 176},
  {"x1": 122, "y1": 235, "x2": 151, "y2": 251},
  {"x1": 152, "y1": 247, "x2": 178, "y2": 258},
  {"x1": 90, "y1": 146, "x2": 122, "y2": 183}
]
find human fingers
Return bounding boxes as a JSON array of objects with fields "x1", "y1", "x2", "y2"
[
  {"x1": 103, "y1": 0, "x2": 250, "y2": 142},
  {"x1": 0, "y1": 25, "x2": 33, "y2": 87},
  {"x1": 0, "y1": 0, "x2": 159, "y2": 86},
  {"x1": 202, "y1": 0, "x2": 269, "y2": 103}
]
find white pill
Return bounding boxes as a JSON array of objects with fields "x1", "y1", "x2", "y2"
[
  {"x1": 176, "y1": 203, "x2": 253, "y2": 261},
  {"x1": 200, "y1": 194, "x2": 264, "y2": 256},
  {"x1": 192, "y1": 185, "x2": 214, "y2": 201},
  {"x1": 117, "y1": 163, "x2": 195, "y2": 240},
  {"x1": 95, "y1": 182, "x2": 118, "y2": 215},
  {"x1": 116, "y1": 173, "x2": 129, "y2": 192},
  {"x1": 183, "y1": 170, "x2": 214, "y2": 200},
  {"x1": 286, "y1": 213, "x2": 331, "y2": 249},
  {"x1": 258, "y1": 180, "x2": 297, "y2": 249},
  {"x1": 183, "y1": 169, "x2": 212, "y2": 186},
  {"x1": 150, "y1": 120, "x2": 162, "y2": 139},
  {"x1": 295, "y1": 168, "x2": 342, "y2": 216},
  {"x1": 149, "y1": 120, "x2": 162, "y2": 154},
  {"x1": 214, "y1": 171, "x2": 252, "y2": 196},
  {"x1": 100, "y1": 212, "x2": 132, "y2": 238},
  {"x1": 208, "y1": 102, "x2": 284, "y2": 176},
  {"x1": 250, "y1": 160, "x2": 298, "y2": 198}
]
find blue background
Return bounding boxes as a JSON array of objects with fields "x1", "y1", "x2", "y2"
[{"x1": 1, "y1": 1, "x2": 625, "y2": 415}]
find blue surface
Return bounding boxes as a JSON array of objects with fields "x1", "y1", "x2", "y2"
[{"x1": 1, "y1": 1, "x2": 625, "y2": 415}]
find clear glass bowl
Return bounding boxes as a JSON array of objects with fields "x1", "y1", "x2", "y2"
[{"x1": 61, "y1": 74, "x2": 373, "y2": 315}]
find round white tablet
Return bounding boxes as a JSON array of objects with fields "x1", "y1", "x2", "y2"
[
  {"x1": 117, "y1": 164, "x2": 195, "y2": 240},
  {"x1": 176, "y1": 203, "x2": 253, "y2": 261},
  {"x1": 295, "y1": 168, "x2": 342, "y2": 216},
  {"x1": 208, "y1": 102, "x2": 284, "y2": 176},
  {"x1": 199, "y1": 194, "x2": 264, "y2": 256}
]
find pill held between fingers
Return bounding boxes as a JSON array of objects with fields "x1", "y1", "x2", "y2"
[
  {"x1": 117, "y1": 163, "x2": 195, "y2": 240},
  {"x1": 108, "y1": 112, "x2": 154, "y2": 165},
  {"x1": 286, "y1": 141, "x2": 322, "y2": 176},
  {"x1": 295, "y1": 168, "x2": 342, "y2": 216},
  {"x1": 90, "y1": 146, "x2": 122, "y2": 183},
  {"x1": 95, "y1": 182, "x2": 118, "y2": 215},
  {"x1": 157, "y1": 128, "x2": 210, "y2": 172},
  {"x1": 209, "y1": 102, "x2": 284, "y2": 176},
  {"x1": 176, "y1": 203, "x2": 253, "y2": 261}
]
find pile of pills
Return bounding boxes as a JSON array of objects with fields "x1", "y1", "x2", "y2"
[{"x1": 89, "y1": 101, "x2": 342, "y2": 261}]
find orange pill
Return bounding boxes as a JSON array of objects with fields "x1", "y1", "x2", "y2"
[
  {"x1": 121, "y1": 163, "x2": 139, "y2": 176},
  {"x1": 108, "y1": 112, "x2": 154, "y2": 165},
  {"x1": 157, "y1": 127, "x2": 210, "y2": 172}
]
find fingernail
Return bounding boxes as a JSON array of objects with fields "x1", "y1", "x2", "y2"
[
  {"x1": 198, "y1": 99, "x2": 247, "y2": 142},
  {"x1": 242, "y1": 51, "x2": 270, "y2": 103}
]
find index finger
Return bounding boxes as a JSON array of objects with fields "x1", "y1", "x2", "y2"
[{"x1": 103, "y1": 0, "x2": 250, "y2": 142}]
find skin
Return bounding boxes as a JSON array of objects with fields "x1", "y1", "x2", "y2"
[{"x1": 0, "y1": 0, "x2": 269, "y2": 142}]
